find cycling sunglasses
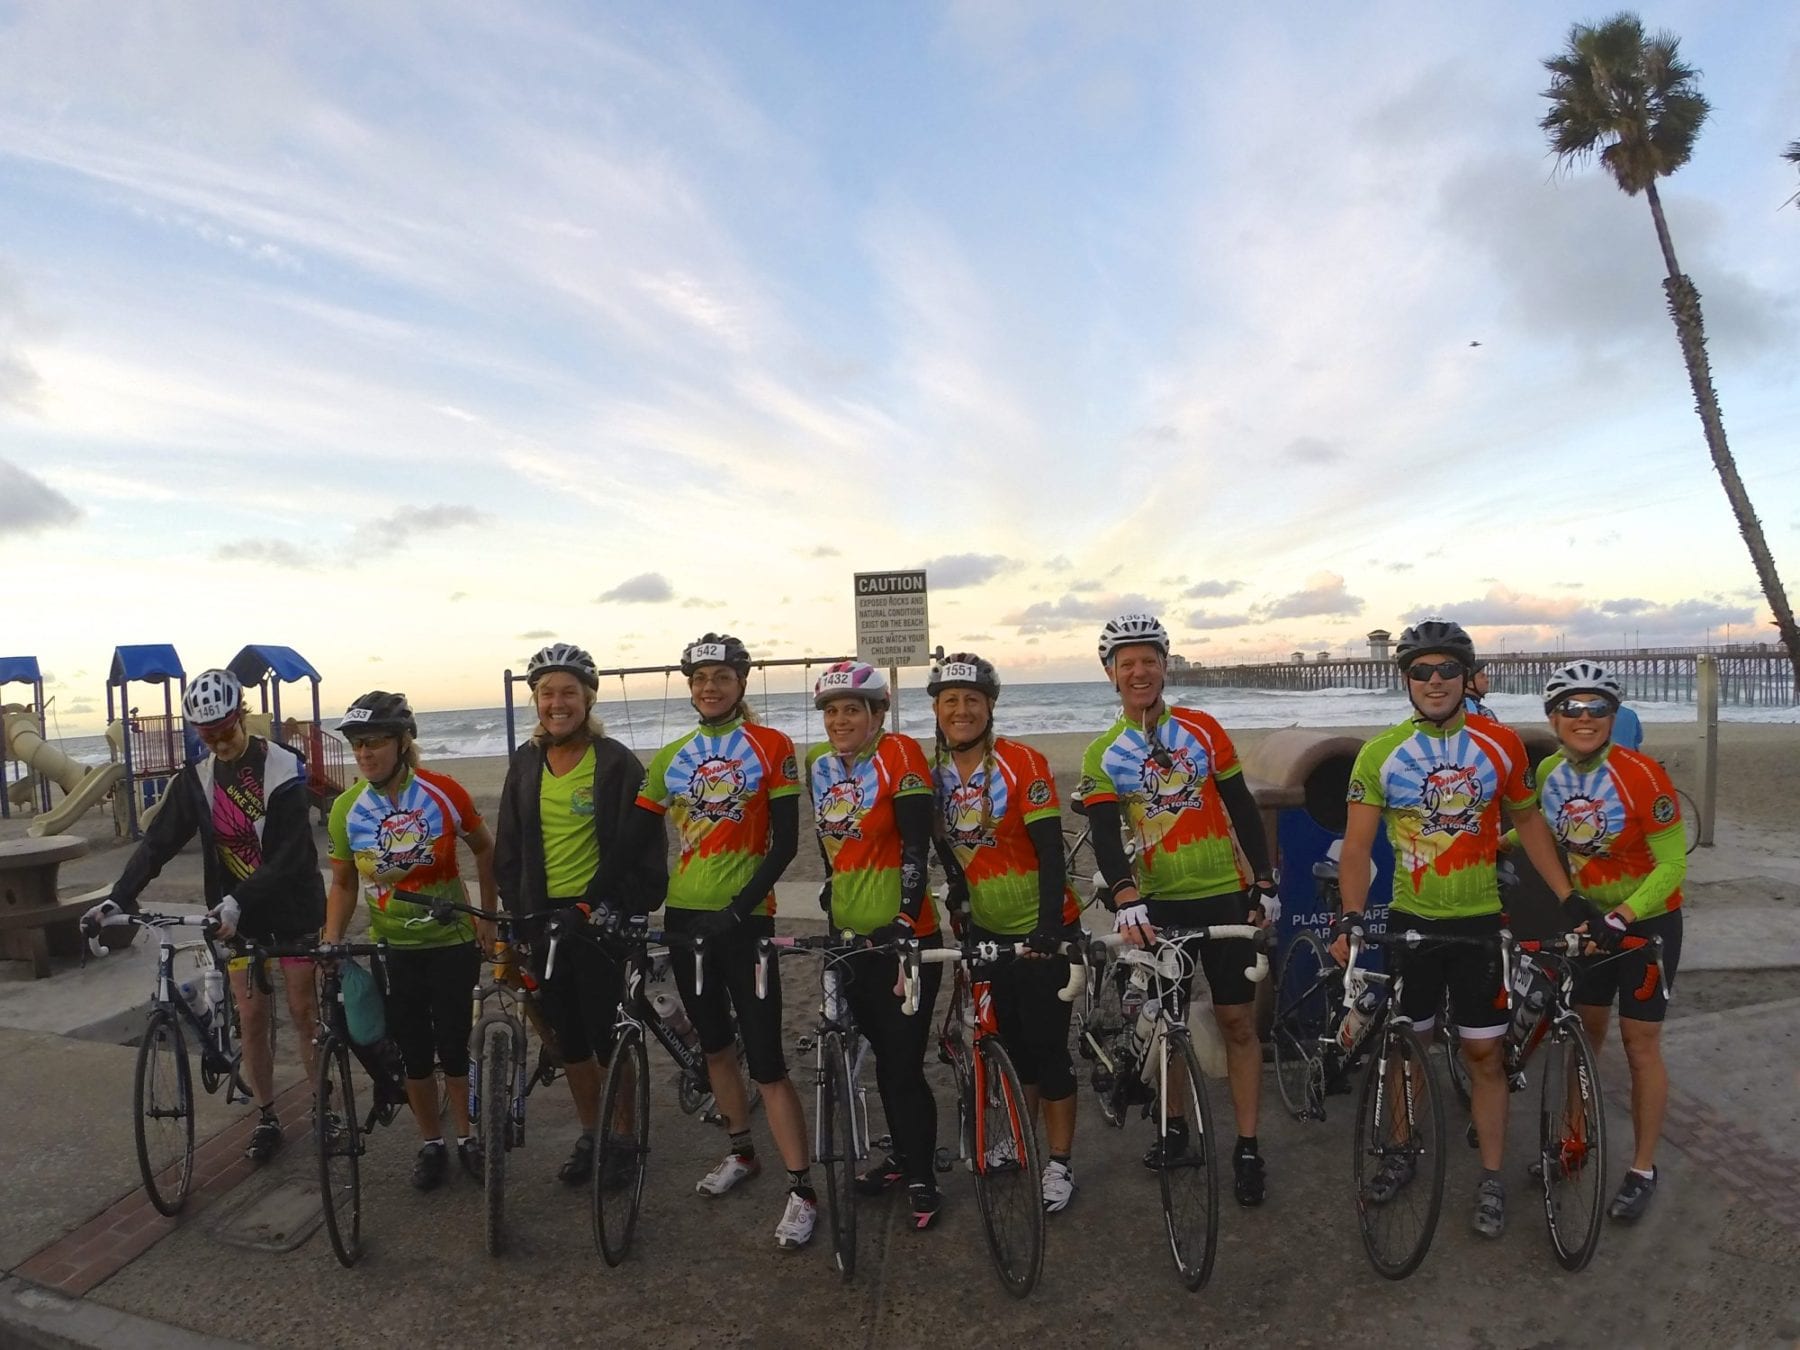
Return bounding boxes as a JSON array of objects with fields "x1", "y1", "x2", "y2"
[
  {"x1": 1406, "y1": 659, "x2": 1466, "y2": 683},
  {"x1": 347, "y1": 733, "x2": 397, "y2": 750},
  {"x1": 194, "y1": 710, "x2": 245, "y2": 742},
  {"x1": 1553, "y1": 697, "x2": 1616, "y2": 720}
]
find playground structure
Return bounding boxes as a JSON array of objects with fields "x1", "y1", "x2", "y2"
[
  {"x1": 2, "y1": 656, "x2": 52, "y2": 818},
  {"x1": 106, "y1": 644, "x2": 189, "y2": 841},
  {"x1": 227, "y1": 644, "x2": 347, "y2": 821}
]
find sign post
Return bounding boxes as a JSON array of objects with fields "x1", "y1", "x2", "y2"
[{"x1": 854, "y1": 570, "x2": 931, "y2": 726}]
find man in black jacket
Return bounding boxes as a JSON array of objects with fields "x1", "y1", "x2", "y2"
[{"x1": 86, "y1": 669, "x2": 326, "y2": 1162}]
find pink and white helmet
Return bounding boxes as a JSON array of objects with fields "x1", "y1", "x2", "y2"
[{"x1": 813, "y1": 660, "x2": 891, "y2": 709}]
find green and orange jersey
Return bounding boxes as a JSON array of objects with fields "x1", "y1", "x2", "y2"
[
  {"x1": 328, "y1": 766, "x2": 482, "y2": 948},
  {"x1": 807, "y1": 731, "x2": 939, "y2": 938},
  {"x1": 1536, "y1": 744, "x2": 1686, "y2": 921},
  {"x1": 637, "y1": 717, "x2": 800, "y2": 915},
  {"x1": 1347, "y1": 712, "x2": 1536, "y2": 921},
  {"x1": 933, "y1": 737, "x2": 1079, "y2": 936},
  {"x1": 1078, "y1": 705, "x2": 1249, "y2": 902}
]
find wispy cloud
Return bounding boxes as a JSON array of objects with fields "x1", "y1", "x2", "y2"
[
  {"x1": 598, "y1": 572, "x2": 675, "y2": 604},
  {"x1": 350, "y1": 504, "x2": 490, "y2": 555},
  {"x1": 921, "y1": 553, "x2": 1016, "y2": 589},
  {"x1": 214, "y1": 538, "x2": 313, "y2": 569},
  {"x1": 0, "y1": 458, "x2": 80, "y2": 535},
  {"x1": 1254, "y1": 572, "x2": 1364, "y2": 621}
]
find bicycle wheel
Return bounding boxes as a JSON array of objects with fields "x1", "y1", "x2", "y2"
[
  {"x1": 1539, "y1": 1022, "x2": 1607, "y2": 1271},
  {"x1": 479, "y1": 1022, "x2": 513, "y2": 1257},
  {"x1": 1079, "y1": 956, "x2": 1129, "y2": 1127},
  {"x1": 315, "y1": 1033, "x2": 363, "y2": 1267},
  {"x1": 1273, "y1": 932, "x2": 1334, "y2": 1121},
  {"x1": 593, "y1": 1026, "x2": 650, "y2": 1266},
  {"x1": 1062, "y1": 829, "x2": 1095, "y2": 904},
  {"x1": 134, "y1": 1008, "x2": 195, "y2": 1216},
  {"x1": 819, "y1": 1031, "x2": 858, "y2": 1282},
  {"x1": 971, "y1": 1038, "x2": 1046, "y2": 1298},
  {"x1": 1155, "y1": 1034, "x2": 1220, "y2": 1292},
  {"x1": 1677, "y1": 788, "x2": 1701, "y2": 854},
  {"x1": 1353, "y1": 1024, "x2": 1446, "y2": 1280}
]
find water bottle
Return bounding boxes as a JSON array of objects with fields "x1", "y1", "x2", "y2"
[
  {"x1": 1127, "y1": 990, "x2": 1159, "y2": 1071},
  {"x1": 651, "y1": 991, "x2": 699, "y2": 1053},
  {"x1": 1120, "y1": 964, "x2": 1149, "y2": 1022},
  {"x1": 178, "y1": 981, "x2": 213, "y2": 1032},
  {"x1": 1509, "y1": 970, "x2": 1548, "y2": 1038},
  {"x1": 202, "y1": 968, "x2": 226, "y2": 1021},
  {"x1": 1337, "y1": 985, "x2": 1381, "y2": 1051}
]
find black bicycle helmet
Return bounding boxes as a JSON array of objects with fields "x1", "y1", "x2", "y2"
[
  {"x1": 1393, "y1": 619, "x2": 1476, "y2": 671},
  {"x1": 338, "y1": 690, "x2": 417, "y2": 738},
  {"x1": 927, "y1": 651, "x2": 1001, "y2": 701},
  {"x1": 680, "y1": 633, "x2": 751, "y2": 679}
]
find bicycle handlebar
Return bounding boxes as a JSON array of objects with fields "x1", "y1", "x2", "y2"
[
  {"x1": 1089, "y1": 924, "x2": 1273, "y2": 985},
  {"x1": 1506, "y1": 929, "x2": 1666, "y2": 1003},
  {"x1": 912, "y1": 942, "x2": 1089, "y2": 1004}
]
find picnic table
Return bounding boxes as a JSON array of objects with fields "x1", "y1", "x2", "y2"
[{"x1": 0, "y1": 834, "x2": 93, "y2": 978}]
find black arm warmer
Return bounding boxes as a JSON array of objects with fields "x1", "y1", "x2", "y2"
[
  {"x1": 231, "y1": 783, "x2": 320, "y2": 925},
  {"x1": 729, "y1": 794, "x2": 800, "y2": 918},
  {"x1": 895, "y1": 793, "x2": 933, "y2": 923},
  {"x1": 1025, "y1": 814, "x2": 1068, "y2": 931},
  {"x1": 1086, "y1": 798, "x2": 1134, "y2": 904},
  {"x1": 108, "y1": 771, "x2": 201, "y2": 913},
  {"x1": 1217, "y1": 772, "x2": 1272, "y2": 880}
]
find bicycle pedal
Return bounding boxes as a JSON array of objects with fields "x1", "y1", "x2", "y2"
[
  {"x1": 796, "y1": 1036, "x2": 817, "y2": 1053},
  {"x1": 934, "y1": 1147, "x2": 954, "y2": 1174},
  {"x1": 874, "y1": 1134, "x2": 893, "y2": 1152}
]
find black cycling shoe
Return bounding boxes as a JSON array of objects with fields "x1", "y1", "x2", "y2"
[
  {"x1": 907, "y1": 1183, "x2": 942, "y2": 1231},
  {"x1": 1141, "y1": 1130, "x2": 1194, "y2": 1171},
  {"x1": 558, "y1": 1132, "x2": 596, "y2": 1186},
  {"x1": 244, "y1": 1113, "x2": 283, "y2": 1163},
  {"x1": 855, "y1": 1155, "x2": 906, "y2": 1196},
  {"x1": 412, "y1": 1141, "x2": 449, "y2": 1191},
  {"x1": 1233, "y1": 1150, "x2": 1266, "y2": 1207},
  {"x1": 458, "y1": 1138, "x2": 483, "y2": 1180}
]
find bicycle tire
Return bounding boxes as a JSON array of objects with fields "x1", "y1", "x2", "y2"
[
  {"x1": 1078, "y1": 954, "x2": 1129, "y2": 1128},
  {"x1": 820, "y1": 1031, "x2": 858, "y2": 1282},
  {"x1": 1677, "y1": 787, "x2": 1701, "y2": 854},
  {"x1": 1062, "y1": 828, "x2": 1095, "y2": 906},
  {"x1": 479, "y1": 1022, "x2": 513, "y2": 1257},
  {"x1": 1353, "y1": 1023, "x2": 1446, "y2": 1280},
  {"x1": 1272, "y1": 932, "x2": 1335, "y2": 1121},
  {"x1": 315, "y1": 1033, "x2": 363, "y2": 1267},
  {"x1": 1156, "y1": 1034, "x2": 1220, "y2": 1292},
  {"x1": 594, "y1": 1026, "x2": 650, "y2": 1266},
  {"x1": 198, "y1": 998, "x2": 239, "y2": 1096},
  {"x1": 971, "y1": 1038, "x2": 1046, "y2": 1298},
  {"x1": 134, "y1": 1008, "x2": 195, "y2": 1216},
  {"x1": 1540, "y1": 1022, "x2": 1607, "y2": 1271}
]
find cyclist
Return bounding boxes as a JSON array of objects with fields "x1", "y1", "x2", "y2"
[
  {"x1": 1331, "y1": 619, "x2": 1577, "y2": 1238},
  {"x1": 1536, "y1": 659, "x2": 1685, "y2": 1221},
  {"x1": 807, "y1": 660, "x2": 945, "y2": 1230},
  {"x1": 323, "y1": 691, "x2": 497, "y2": 1190},
  {"x1": 492, "y1": 642, "x2": 668, "y2": 1187},
  {"x1": 85, "y1": 668, "x2": 325, "y2": 1162},
  {"x1": 1077, "y1": 613, "x2": 1278, "y2": 1207},
  {"x1": 928, "y1": 652, "x2": 1083, "y2": 1213},
  {"x1": 614, "y1": 634, "x2": 816, "y2": 1250},
  {"x1": 1465, "y1": 659, "x2": 1497, "y2": 719}
]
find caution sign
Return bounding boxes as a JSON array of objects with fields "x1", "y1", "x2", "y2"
[{"x1": 854, "y1": 570, "x2": 930, "y2": 668}]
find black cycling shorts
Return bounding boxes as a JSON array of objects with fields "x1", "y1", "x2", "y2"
[
  {"x1": 529, "y1": 911, "x2": 624, "y2": 1068},
  {"x1": 664, "y1": 909, "x2": 788, "y2": 1085},
  {"x1": 1575, "y1": 910, "x2": 1682, "y2": 1023},
  {"x1": 383, "y1": 942, "x2": 481, "y2": 1079},
  {"x1": 972, "y1": 922, "x2": 1076, "y2": 1100},
  {"x1": 1143, "y1": 892, "x2": 1261, "y2": 1007},
  {"x1": 1390, "y1": 912, "x2": 1507, "y2": 1038}
]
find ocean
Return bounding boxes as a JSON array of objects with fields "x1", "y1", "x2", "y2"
[{"x1": 8, "y1": 680, "x2": 1793, "y2": 773}]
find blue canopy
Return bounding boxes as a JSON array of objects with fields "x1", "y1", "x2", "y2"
[
  {"x1": 0, "y1": 656, "x2": 42, "y2": 686},
  {"x1": 109, "y1": 645, "x2": 185, "y2": 685},
  {"x1": 229, "y1": 645, "x2": 321, "y2": 686}
]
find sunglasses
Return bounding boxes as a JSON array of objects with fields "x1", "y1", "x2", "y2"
[
  {"x1": 1406, "y1": 659, "x2": 1465, "y2": 683},
  {"x1": 194, "y1": 711, "x2": 244, "y2": 741},
  {"x1": 1554, "y1": 697, "x2": 1616, "y2": 720},
  {"x1": 347, "y1": 733, "x2": 397, "y2": 751}
]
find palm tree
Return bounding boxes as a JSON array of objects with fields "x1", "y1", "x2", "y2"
[{"x1": 1541, "y1": 13, "x2": 1800, "y2": 684}]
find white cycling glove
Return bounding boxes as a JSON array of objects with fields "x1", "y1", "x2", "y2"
[
  {"x1": 1114, "y1": 903, "x2": 1151, "y2": 934},
  {"x1": 1251, "y1": 881, "x2": 1282, "y2": 927},
  {"x1": 210, "y1": 895, "x2": 242, "y2": 939},
  {"x1": 82, "y1": 899, "x2": 123, "y2": 932}
]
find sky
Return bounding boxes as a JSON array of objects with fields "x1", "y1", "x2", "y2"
[{"x1": 1, "y1": 1, "x2": 1797, "y2": 729}]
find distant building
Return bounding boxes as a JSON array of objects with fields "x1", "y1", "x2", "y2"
[
  {"x1": 1168, "y1": 653, "x2": 1190, "y2": 671},
  {"x1": 1367, "y1": 629, "x2": 1392, "y2": 660},
  {"x1": 1290, "y1": 651, "x2": 1305, "y2": 665},
  {"x1": 1316, "y1": 651, "x2": 1331, "y2": 663}
]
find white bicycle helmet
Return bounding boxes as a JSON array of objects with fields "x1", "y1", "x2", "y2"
[
  {"x1": 525, "y1": 642, "x2": 599, "y2": 691},
  {"x1": 1097, "y1": 613, "x2": 1170, "y2": 668},
  {"x1": 1543, "y1": 659, "x2": 1622, "y2": 713},
  {"x1": 183, "y1": 669, "x2": 243, "y2": 725},
  {"x1": 813, "y1": 660, "x2": 891, "y2": 709}
]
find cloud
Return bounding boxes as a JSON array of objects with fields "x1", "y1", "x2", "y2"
[
  {"x1": 1284, "y1": 436, "x2": 1343, "y2": 465},
  {"x1": 1002, "y1": 591, "x2": 1163, "y2": 635},
  {"x1": 517, "y1": 629, "x2": 555, "y2": 640},
  {"x1": 680, "y1": 597, "x2": 727, "y2": 609},
  {"x1": 922, "y1": 553, "x2": 1016, "y2": 589},
  {"x1": 213, "y1": 537, "x2": 312, "y2": 569},
  {"x1": 1185, "y1": 610, "x2": 1251, "y2": 629},
  {"x1": 1183, "y1": 579, "x2": 1243, "y2": 599},
  {"x1": 1403, "y1": 585, "x2": 1584, "y2": 627},
  {"x1": 0, "y1": 458, "x2": 80, "y2": 535},
  {"x1": 350, "y1": 503, "x2": 490, "y2": 555},
  {"x1": 1404, "y1": 586, "x2": 1758, "y2": 644},
  {"x1": 1044, "y1": 556, "x2": 1072, "y2": 572},
  {"x1": 1067, "y1": 578, "x2": 1102, "y2": 593},
  {"x1": 448, "y1": 591, "x2": 469, "y2": 602},
  {"x1": 597, "y1": 571, "x2": 675, "y2": 604},
  {"x1": 1253, "y1": 572, "x2": 1364, "y2": 620},
  {"x1": 801, "y1": 545, "x2": 841, "y2": 558}
]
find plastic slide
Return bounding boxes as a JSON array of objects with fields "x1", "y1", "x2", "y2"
[{"x1": 2, "y1": 703, "x2": 127, "y2": 837}]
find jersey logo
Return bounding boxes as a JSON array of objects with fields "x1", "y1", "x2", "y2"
[
  {"x1": 816, "y1": 778, "x2": 865, "y2": 841},
  {"x1": 1027, "y1": 779, "x2": 1051, "y2": 808},
  {"x1": 781, "y1": 753, "x2": 799, "y2": 783},
  {"x1": 370, "y1": 806, "x2": 436, "y2": 878},
  {"x1": 1139, "y1": 745, "x2": 1202, "y2": 818},
  {"x1": 685, "y1": 755, "x2": 748, "y2": 823},
  {"x1": 898, "y1": 772, "x2": 927, "y2": 793},
  {"x1": 1651, "y1": 794, "x2": 1676, "y2": 826},
  {"x1": 943, "y1": 783, "x2": 999, "y2": 851},
  {"x1": 1347, "y1": 779, "x2": 1367, "y2": 804},
  {"x1": 1075, "y1": 774, "x2": 1099, "y2": 800},
  {"x1": 1417, "y1": 762, "x2": 1486, "y2": 837},
  {"x1": 569, "y1": 784, "x2": 595, "y2": 818},
  {"x1": 1551, "y1": 794, "x2": 1611, "y2": 857}
]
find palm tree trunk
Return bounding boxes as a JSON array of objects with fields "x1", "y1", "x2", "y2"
[{"x1": 1644, "y1": 183, "x2": 1800, "y2": 690}]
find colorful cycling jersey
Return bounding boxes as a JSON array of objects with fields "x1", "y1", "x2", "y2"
[
  {"x1": 934, "y1": 737, "x2": 1079, "y2": 935},
  {"x1": 1536, "y1": 744, "x2": 1685, "y2": 921},
  {"x1": 328, "y1": 767, "x2": 482, "y2": 947},
  {"x1": 807, "y1": 731, "x2": 939, "y2": 938},
  {"x1": 1079, "y1": 705, "x2": 1249, "y2": 902},
  {"x1": 1347, "y1": 713, "x2": 1536, "y2": 920},
  {"x1": 211, "y1": 740, "x2": 268, "y2": 884},
  {"x1": 637, "y1": 717, "x2": 800, "y2": 915}
]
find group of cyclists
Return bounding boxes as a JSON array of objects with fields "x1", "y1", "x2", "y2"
[{"x1": 81, "y1": 608, "x2": 1682, "y2": 1260}]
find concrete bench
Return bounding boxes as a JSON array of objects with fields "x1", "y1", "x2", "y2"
[{"x1": 0, "y1": 835, "x2": 92, "y2": 979}]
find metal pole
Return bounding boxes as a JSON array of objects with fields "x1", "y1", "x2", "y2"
[
  {"x1": 1697, "y1": 654, "x2": 1718, "y2": 848},
  {"x1": 889, "y1": 665, "x2": 900, "y2": 733},
  {"x1": 503, "y1": 670, "x2": 517, "y2": 756}
]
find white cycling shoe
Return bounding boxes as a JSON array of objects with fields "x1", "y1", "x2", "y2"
[
  {"x1": 696, "y1": 1151, "x2": 761, "y2": 1196},
  {"x1": 1041, "y1": 1159, "x2": 1075, "y2": 1213},
  {"x1": 774, "y1": 1190, "x2": 817, "y2": 1249}
]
